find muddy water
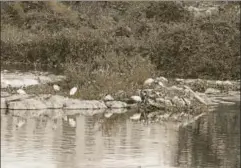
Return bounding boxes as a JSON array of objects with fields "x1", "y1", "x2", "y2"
[{"x1": 1, "y1": 103, "x2": 240, "y2": 168}]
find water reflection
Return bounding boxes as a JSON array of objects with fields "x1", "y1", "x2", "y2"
[{"x1": 1, "y1": 103, "x2": 240, "y2": 168}]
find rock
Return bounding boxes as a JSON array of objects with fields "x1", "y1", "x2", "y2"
[
  {"x1": 175, "y1": 78, "x2": 184, "y2": 83},
  {"x1": 64, "y1": 99, "x2": 107, "y2": 110},
  {"x1": 171, "y1": 96, "x2": 185, "y2": 107},
  {"x1": 105, "y1": 101, "x2": 128, "y2": 109},
  {"x1": 169, "y1": 85, "x2": 183, "y2": 91},
  {"x1": 8, "y1": 98, "x2": 47, "y2": 110},
  {"x1": 65, "y1": 109, "x2": 106, "y2": 116},
  {"x1": 130, "y1": 113, "x2": 141, "y2": 120},
  {"x1": 130, "y1": 96, "x2": 142, "y2": 103},
  {"x1": 9, "y1": 109, "x2": 48, "y2": 117},
  {"x1": 147, "y1": 111, "x2": 160, "y2": 118},
  {"x1": 155, "y1": 98, "x2": 172, "y2": 107},
  {"x1": 205, "y1": 88, "x2": 221, "y2": 94},
  {"x1": 105, "y1": 108, "x2": 128, "y2": 114},
  {"x1": 44, "y1": 95, "x2": 66, "y2": 109},
  {"x1": 215, "y1": 80, "x2": 223, "y2": 86},
  {"x1": 103, "y1": 94, "x2": 114, "y2": 101},
  {"x1": 143, "y1": 78, "x2": 154, "y2": 86},
  {"x1": 223, "y1": 80, "x2": 232, "y2": 86},
  {"x1": 1, "y1": 98, "x2": 7, "y2": 109},
  {"x1": 5, "y1": 94, "x2": 32, "y2": 102}
]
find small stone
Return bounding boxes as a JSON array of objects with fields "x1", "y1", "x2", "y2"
[{"x1": 130, "y1": 95, "x2": 142, "y2": 103}]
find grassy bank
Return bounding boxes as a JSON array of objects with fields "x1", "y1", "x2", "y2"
[{"x1": 1, "y1": 2, "x2": 240, "y2": 99}]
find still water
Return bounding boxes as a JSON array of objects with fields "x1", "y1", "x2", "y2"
[{"x1": 1, "y1": 104, "x2": 240, "y2": 168}]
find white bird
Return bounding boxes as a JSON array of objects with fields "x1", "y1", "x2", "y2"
[
  {"x1": 143, "y1": 78, "x2": 154, "y2": 86},
  {"x1": 103, "y1": 94, "x2": 114, "y2": 101},
  {"x1": 53, "y1": 84, "x2": 60, "y2": 91},
  {"x1": 70, "y1": 87, "x2": 78, "y2": 96},
  {"x1": 69, "y1": 118, "x2": 76, "y2": 127},
  {"x1": 17, "y1": 88, "x2": 26, "y2": 95}
]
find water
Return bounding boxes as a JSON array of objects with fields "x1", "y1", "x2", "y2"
[{"x1": 1, "y1": 103, "x2": 240, "y2": 168}]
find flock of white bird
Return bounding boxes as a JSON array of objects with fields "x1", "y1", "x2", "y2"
[{"x1": 14, "y1": 84, "x2": 78, "y2": 96}]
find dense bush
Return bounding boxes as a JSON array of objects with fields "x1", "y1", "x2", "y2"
[{"x1": 1, "y1": 1, "x2": 240, "y2": 98}]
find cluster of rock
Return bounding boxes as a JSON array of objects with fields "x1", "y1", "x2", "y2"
[
  {"x1": 127, "y1": 77, "x2": 240, "y2": 121},
  {"x1": 1, "y1": 75, "x2": 239, "y2": 123}
]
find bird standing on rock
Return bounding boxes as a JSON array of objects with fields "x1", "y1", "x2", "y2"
[
  {"x1": 70, "y1": 86, "x2": 78, "y2": 96},
  {"x1": 53, "y1": 84, "x2": 60, "y2": 91}
]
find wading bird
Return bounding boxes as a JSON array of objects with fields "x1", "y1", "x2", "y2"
[
  {"x1": 70, "y1": 86, "x2": 78, "y2": 96},
  {"x1": 53, "y1": 84, "x2": 60, "y2": 91}
]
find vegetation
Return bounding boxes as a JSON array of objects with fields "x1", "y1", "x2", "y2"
[{"x1": 1, "y1": 1, "x2": 240, "y2": 99}]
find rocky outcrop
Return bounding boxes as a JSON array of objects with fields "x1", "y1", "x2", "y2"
[
  {"x1": 64, "y1": 99, "x2": 107, "y2": 110},
  {"x1": 1, "y1": 94, "x2": 127, "y2": 111},
  {"x1": 105, "y1": 101, "x2": 128, "y2": 109},
  {"x1": 1, "y1": 76, "x2": 239, "y2": 122}
]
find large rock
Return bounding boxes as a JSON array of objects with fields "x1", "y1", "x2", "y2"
[
  {"x1": 8, "y1": 98, "x2": 48, "y2": 110},
  {"x1": 5, "y1": 94, "x2": 32, "y2": 102},
  {"x1": 64, "y1": 99, "x2": 107, "y2": 110},
  {"x1": 147, "y1": 98, "x2": 165, "y2": 109},
  {"x1": 105, "y1": 101, "x2": 128, "y2": 109},
  {"x1": 43, "y1": 95, "x2": 66, "y2": 109}
]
